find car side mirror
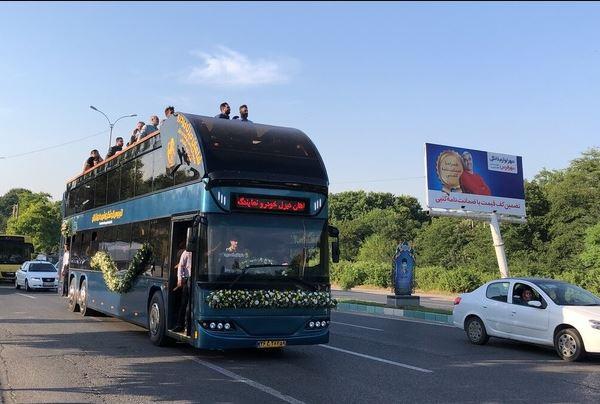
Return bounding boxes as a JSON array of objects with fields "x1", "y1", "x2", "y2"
[{"x1": 527, "y1": 300, "x2": 542, "y2": 308}]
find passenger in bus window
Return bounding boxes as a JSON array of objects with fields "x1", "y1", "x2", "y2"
[
  {"x1": 139, "y1": 115, "x2": 159, "y2": 139},
  {"x1": 215, "y1": 102, "x2": 230, "y2": 119},
  {"x1": 83, "y1": 149, "x2": 103, "y2": 171},
  {"x1": 106, "y1": 137, "x2": 124, "y2": 159}
]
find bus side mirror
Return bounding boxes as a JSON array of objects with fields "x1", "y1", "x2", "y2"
[
  {"x1": 186, "y1": 227, "x2": 197, "y2": 252},
  {"x1": 328, "y1": 225, "x2": 340, "y2": 263},
  {"x1": 331, "y1": 241, "x2": 340, "y2": 263}
]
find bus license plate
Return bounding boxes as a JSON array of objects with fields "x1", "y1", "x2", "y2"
[
  {"x1": 257, "y1": 340, "x2": 286, "y2": 349},
  {"x1": 43, "y1": 282, "x2": 54, "y2": 287}
]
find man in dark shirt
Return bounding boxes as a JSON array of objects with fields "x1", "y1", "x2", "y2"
[
  {"x1": 215, "y1": 102, "x2": 230, "y2": 119},
  {"x1": 106, "y1": 137, "x2": 124, "y2": 159}
]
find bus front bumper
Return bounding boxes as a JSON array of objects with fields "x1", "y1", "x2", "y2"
[{"x1": 194, "y1": 327, "x2": 329, "y2": 350}]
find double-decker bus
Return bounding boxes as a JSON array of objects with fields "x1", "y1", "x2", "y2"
[
  {"x1": 62, "y1": 113, "x2": 339, "y2": 349},
  {"x1": 0, "y1": 235, "x2": 34, "y2": 282}
]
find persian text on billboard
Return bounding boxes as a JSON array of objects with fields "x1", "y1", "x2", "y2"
[{"x1": 425, "y1": 143, "x2": 526, "y2": 216}]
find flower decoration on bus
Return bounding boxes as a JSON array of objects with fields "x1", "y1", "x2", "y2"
[
  {"x1": 176, "y1": 114, "x2": 202, "y2": 166},
  {"x1": 91, "y1": 209, "x2": 124, "y2": 225},
  {"x1": 206, "y1": 289, "x2": 337, "y2": 309},
  {"x1": 90, "y1": 243, "x2": 153, "y2": 294},
  {"x1": 61, "y1": 219, "x2": 75, "y2": 238},
  {"x1": 233, "y1": 194, "x2": 309, "y2": 214}
]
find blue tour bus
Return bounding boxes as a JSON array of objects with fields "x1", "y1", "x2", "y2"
[{"x1": 62, "y1": 113, "x2": 340, "y2": 349}]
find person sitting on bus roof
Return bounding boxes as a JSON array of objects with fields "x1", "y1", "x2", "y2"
[
  {"x1": 160, "y1": 106, "x2": 175, "y2": 128},
  {"x1": 139, "y1": 115, "x2": 160, "y2": 139},
  {"x1": 83, "y1": 149, "x2": 103, "y2": 171},
  {"x1": 127, "y1": 121, "x2": 145, "y2": 146},
  {"x1": 106, "y1": 137, "x2": 124, "y2": 159},
  {"x1": 215, "y1": 102, "x2": 230, "y2": 119}
]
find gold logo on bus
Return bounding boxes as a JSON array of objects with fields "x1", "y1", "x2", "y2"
[
  {"x1": 166, "y1": 138, "x2": 176, "y2": 168},
  {"x1": 257, "y1": 340, "x2": 286, "y2": 349},
  {"x1": 92, "y1": 209, "x2": 124, "y2": 223},
  {"x1": 177, "y1": 114, "x2": 202, "y2": 166}
]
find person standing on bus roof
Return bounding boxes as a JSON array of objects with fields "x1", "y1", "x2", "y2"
[
  {"x1": 239, "y1": 104, "x2": 252, "y2": 123},
  {"x1": 215, "y1": 102, "x2": 230, "y2": 119},
  {"x1": 127, "y1": 121, "x2": 144, "y2": 146},
  {"x1": 160, "y1": 106, "x2": 175, "y2": 128},
  {"x1": 139, "y1": 115, "x2": 160, "y2": 139},
  {"x1": 106, "y1": 137, "x2": 124, "y2": 159},
  {"x1": 173, "y1": 247, "x2": 192, "y2": 332}
]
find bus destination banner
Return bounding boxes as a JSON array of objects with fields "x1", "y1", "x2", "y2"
[{"x1": 425, "y1": 143, "x2": 526, "y2": 216}]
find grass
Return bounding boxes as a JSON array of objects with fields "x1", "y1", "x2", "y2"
[{"x1": 336, "y1": 299, "x2": 453, "y2": 315}]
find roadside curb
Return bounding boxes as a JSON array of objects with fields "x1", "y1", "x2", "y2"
[{"x1": 334, "y1": 302, "x2": 454, "y2": 325}]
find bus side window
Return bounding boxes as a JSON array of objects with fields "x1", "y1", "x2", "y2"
[
  {"x1": 106, "y1": 166, "x2": 121, "y2": 205},
  {"x1": 94, "y1": 174, "x2": 107, "y2": 208},
  {"x1": 149, "y1": 218, "x2": 170, "y2": 278}
]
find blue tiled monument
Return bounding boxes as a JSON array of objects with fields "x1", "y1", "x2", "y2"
[{"x1": 387, "y1": 242, "x2": 420, "y2": 308}]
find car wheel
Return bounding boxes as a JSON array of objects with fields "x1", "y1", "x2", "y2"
[
  {"x1": 465, "y1": 316, "x2": 489, "y2": 345},
  {"x1": 67, "y1": 278, "x2": 79, "y2": 312},
  {"x1": 148, "y1": 291, "x2": 171, "y2": 347},
  {"x1": 25, "y1": 279, "x2": 31, "y2": 292},
  {"x1": 555, "y1": 328, "x2": 586, "y2": 362},
  {"x1": 78, "y1": 280, "x2": 91, "y2": 316},
  {"x1": 15, "y1": 278, "x2": 20, "y2": 290}
]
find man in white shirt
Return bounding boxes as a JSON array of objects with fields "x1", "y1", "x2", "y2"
[
  {"x1": 61, "y1": 244, "x2": 70, "y2": 297},
  {"x1": 173, "y1": 249, "x2": 192, "y2": 332}
]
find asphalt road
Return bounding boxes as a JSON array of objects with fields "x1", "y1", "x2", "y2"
[{"x1": 1, "y1": 284, "x2": 599, "y2": 404}]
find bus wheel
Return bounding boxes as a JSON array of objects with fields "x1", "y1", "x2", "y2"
[
  {"x1": 79, "y1": 280, "x2": 91, "y2": 316},
  {"x1": 67, "y1": 279, "x2": 79, "y2": 312},
  {"x1": 149, "y1": 292, "x2": 171, "y2": 347}
]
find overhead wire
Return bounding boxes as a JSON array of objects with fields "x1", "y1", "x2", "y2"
[{"x1": 0, "y1": 129, "x2": 109, "y2": 160}]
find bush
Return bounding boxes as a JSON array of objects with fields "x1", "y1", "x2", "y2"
[{"x1": 331, "y1": 260, "x2": 391, "y2": 289}]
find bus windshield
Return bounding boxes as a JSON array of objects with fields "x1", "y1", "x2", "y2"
[
  {"x1": 205, "y1": 214, "x2": 328, "y2": 285},
  {"x1": 0, "y1": 240, "x2": 33, "y2": 265}
]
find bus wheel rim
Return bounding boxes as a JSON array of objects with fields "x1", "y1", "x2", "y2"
[{"x1": 149, "y1": 303, "x2": 160, "y2": 335}]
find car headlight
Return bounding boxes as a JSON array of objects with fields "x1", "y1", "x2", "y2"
[
  {"x1": 590, "y1": 320, "x2": 600, "y2": 330},
  {"x1": 31, "y1": 277, "x2": 41, "y2": 281}
]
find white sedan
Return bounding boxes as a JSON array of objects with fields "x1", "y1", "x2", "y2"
[
  {"x1": 15, "y1": 260, "x2": 59, "y2": 291},
  {"x1": 453, "y1": 277, "x2": 600, "y2": 361}
]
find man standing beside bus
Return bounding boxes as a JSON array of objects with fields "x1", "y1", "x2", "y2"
[
  {"x1": 61, "y1": 243, "x2": 70, "y2": 297},
  {"x1": 173, "y1": 248, "x2": 192, "y2": 333}
]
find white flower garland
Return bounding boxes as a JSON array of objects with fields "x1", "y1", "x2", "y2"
[{"x1": 206, "y1": 289, "x2": 337, "y2": 309}]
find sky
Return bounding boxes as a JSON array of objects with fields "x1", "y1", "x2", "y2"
[{"x1": 1, "y1": 2, "x2": 599, "y2": 207}]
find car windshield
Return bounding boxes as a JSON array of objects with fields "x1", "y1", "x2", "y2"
[
  {"x1": 28, "y1": 263, "x2": 57, "y2": 272},
  {"x1": 203, "y1": 213, "x2": 327, "y2": 285},
  {"x1": 533, "y1": 280, "x2": 600, "y2": 306}
]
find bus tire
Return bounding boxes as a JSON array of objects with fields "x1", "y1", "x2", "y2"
[
  {"x1": 148, "y1": 291, "x2": 171, "y2": 347},
  {"x1": 79, "y1": 279, "x2": 92, "y2": 316},
  {"x1": 67, "y1": 278, "x2": 79, "y2": 312}
]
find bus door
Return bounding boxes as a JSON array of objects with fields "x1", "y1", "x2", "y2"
[{"x1": 167, "y1": 217, "x2": 195, "y2": 333}]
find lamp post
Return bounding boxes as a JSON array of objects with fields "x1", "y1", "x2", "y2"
[{"x1": 90, "y1": 106, "x2": 137, "y2": 150}]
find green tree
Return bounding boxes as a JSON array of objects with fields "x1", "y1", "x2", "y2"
[
  {"x1": 0, "y1": 188, "x2": 33, "y2": 233},
  {"x1": 6, "y1": 192, "x2": 61, "y2": 253}
]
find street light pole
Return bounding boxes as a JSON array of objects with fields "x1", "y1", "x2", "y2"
[{"x1": 90, "y1": 106, "x2": 137, "y2": 150}]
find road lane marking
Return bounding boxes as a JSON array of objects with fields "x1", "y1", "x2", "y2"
[
  {"x1": 16, "y1": 293, "x2": 36, "y2": 299},
  {"x1": 188, "y1": 356, "x2": 305, "y2": 404},
  {"x1": 318, "y1": 344, "x2": 433, "y2": 373},
  {"x1": 331, "y1": 321, "x2": 384, "y2": 331},
  {"x1": 337, "y1": 310, "x2": 455, "y2": 328}
]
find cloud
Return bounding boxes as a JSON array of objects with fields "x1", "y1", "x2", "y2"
[{"x1": 185, "y1": 46, "x2": 295, "y2": 87}]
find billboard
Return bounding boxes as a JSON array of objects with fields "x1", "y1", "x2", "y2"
[{"x1": 425, "y1": 143, "x2": 525, "y2": 216}]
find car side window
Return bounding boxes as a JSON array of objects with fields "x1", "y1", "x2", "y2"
[
  {"x1": 512, "y1": 282, "x2": 545, "y2": 308},
  {"x1": 486, "y1": 282, "x2": 509, "y2": 302}
]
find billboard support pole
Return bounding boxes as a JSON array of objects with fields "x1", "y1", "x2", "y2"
[{"x1": 489, "y1": 213, "x2": 509, "y2": 278}]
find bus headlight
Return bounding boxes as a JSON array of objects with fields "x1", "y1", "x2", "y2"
[
  {"x1": 224, "y1": 323, "x2": 231, "y2": 330},
  {"x1": 217, "y1": 322, "x2": 224, "y2": 330},
  {"x1": 309, "y1": 321, "x2": 315, "y2": 328},
  {"x1": 209, "y1": 322, "x2": 216, "y2": 330},
  {"x1": 590, "y1": 320, "x2": 600, "y2": 330}
]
